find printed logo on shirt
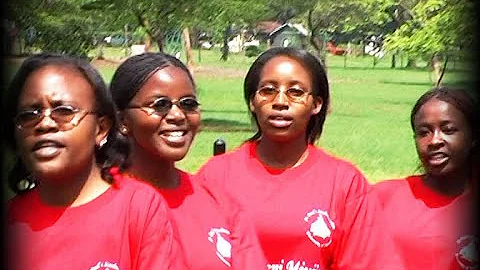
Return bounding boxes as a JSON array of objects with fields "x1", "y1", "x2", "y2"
[
  {"x1": 89, "y1": 261, "x2": 120, "y2": 270},
  {"x1": 208, "y1": 227, "x2": 232, "y2": 267},
  {"x1": 267, "y1": 259, "x2": 322, "y2": 270},
  {"x1": 304, "y1": 209, "x2": 335, "y2": 248},
  {"x1": 455, "y1": 235, "x2": 478, "y2": 269}
]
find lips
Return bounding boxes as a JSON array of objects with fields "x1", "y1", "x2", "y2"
[
  {"x1": 267, "y1": 115, "x2": 293, "y2": 128},
  {"x1": 31, "y1": 140, "x2": 64, "y2": 159},
  {"x1": 160, "y1": 130, "x2": 189, "y2": 145},
  {"x1": 427, "y1": 152, "x2": 449, "y2": 166}
]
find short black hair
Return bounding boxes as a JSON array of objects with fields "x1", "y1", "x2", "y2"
[
  {"x1": 109, "y1": 52, "x2": 195, "y2": 110},
  {"x1": 243, "y1": 47, "x2": 330, "y2": 144},
  {"x1": 3, "y1": 52, "x2": 130, "y2": 194}
]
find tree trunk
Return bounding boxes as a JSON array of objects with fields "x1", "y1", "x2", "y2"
[
  {"x1": 154, "y1": 33, "x2": 164, "y2": 52},
  {"x1": 405, "y1": 57, "x2": 417, "y2": 68},
  {"x1": 182, "y1": 27, "x2": 194, "y2": 74},
  {"x1": 220, "y1": 24, "x2": 232, "y2": 61}
]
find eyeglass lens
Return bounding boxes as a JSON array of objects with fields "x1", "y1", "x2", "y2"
[
  {"x1": 14, "y1": 106, "x2": 80, "y2": 129},
  {"x1": 257, "y1": 87, "x2": 309, "y2": 102},
  {"x1": 150, "y1": 97, "x2": 200, "y2": 114}
]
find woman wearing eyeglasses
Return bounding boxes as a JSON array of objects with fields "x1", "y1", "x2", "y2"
[
  {"x1": 196, "y1": 47, "x2": 397, "y2": 269},
  {"x1": 5, "y1": 53, "x2": 186, "y2": 270},
  {"x1": 108, "y1": 52, "x2": 267, "y2": 269}
]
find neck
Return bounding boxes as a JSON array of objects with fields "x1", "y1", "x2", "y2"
[
  {"x1": 423, "y1": 169, "x2": 471, "y2": 197},
  {"x1": 36, "y1": 164, "x2": 110, "y2": 207},
  {"x1": 256, "y1": 137, "x2": 309, "y2": 169},
  {"x1": 127, "y1": 148, "x2": 180, "y2": 189}
]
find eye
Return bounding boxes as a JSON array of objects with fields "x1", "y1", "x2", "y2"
[
  {"x1": 52, "y1": 105, "x2": 77, "y2": 116},
  {"x1": 286, "y1": 88, "x2": 307, "y2": 97},
  {"x1": 179, "y1": 98, "x2": 200, "y2": 111},
  {"x1": 15, "y1": 110, "x2": 41, "y2": 123},
  {"x1": 258, "y1": 86, "x2": 277, "y2": 96},
  {"x1": 442, "y1": 126, "x2": 458, "y2": 135},
  {"x1": 151, "y1": 98, "x2": 172, "y2": 112},
  {"x1": 414, "y1": 128, "x2": 430, "y2": 138}
]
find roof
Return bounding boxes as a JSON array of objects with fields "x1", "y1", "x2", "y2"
[{"x1": 268, "y1": 23, "x2": 309, "y2": 37}]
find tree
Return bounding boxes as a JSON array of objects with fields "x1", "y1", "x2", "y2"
[
  {"x1": 7, "y1": 0, "x2": 100, "y2": 57},
  {"x1": 383, "y1": 0, "x2": 475, "y2": 67}
]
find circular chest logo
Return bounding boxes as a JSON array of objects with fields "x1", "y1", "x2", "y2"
[{"x1": 304, "y1": 209, "x2": 336, "y2": 248}]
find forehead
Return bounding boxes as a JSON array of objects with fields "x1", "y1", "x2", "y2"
[
  {"x1": 19, "y1": 64, "x2": 95, "y2": 104},
  {"x1": 260, "y1": 55, "x2": 311, "y2": 80},
  {"x1": 135, "y1": 65, "x2": 195, "y2": 98},
  {"x1": 414, "y1": 98, "x2": 466, "y2": 124}
]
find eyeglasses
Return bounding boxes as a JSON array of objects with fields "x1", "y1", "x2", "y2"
[
  {"x1": 256, "y1": 86, "x2": 311, "y2": 103},
  {"x1": 127, "y1": 97, "x2": 200, "y2": 116},
  {"x1": 14, "y1": 105, "x2": 96, "y2": 130}
]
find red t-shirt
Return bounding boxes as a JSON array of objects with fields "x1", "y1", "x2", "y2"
[
  {"x1": 373, "y1": 175, "x2": 477, "y2": 270},
  {"x1": 197, "y1": 142, "x2": 393, "y2": 269},
  {"x1": 7, "y1": 174, "x2": 186, "y2": 270},
  {"x1": 158, "y1": 170, "x2": 267, "y2": 269}
]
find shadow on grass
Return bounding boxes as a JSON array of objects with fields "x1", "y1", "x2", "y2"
[
  {"x1": 380, "y1": 80, "x2": 433, "y2": 86},
  {"x1": 200, "y1": 118, "x2": 254, "y2": 132},
  {"x1": 201, "y1": 109, "x2": 248, "y2": 114}
]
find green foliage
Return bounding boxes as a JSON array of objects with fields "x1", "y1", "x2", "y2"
[
  {"x1": 384, "y1": 0, "x2": 475, "y2": 60},
  {"x1": 244, "y1": 45, "x2": 263, "y2": 57}
]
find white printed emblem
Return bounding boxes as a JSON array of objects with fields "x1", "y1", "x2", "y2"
[
  {"x1": 89, "y1": 261, "x2": 120, "y2": 270},
  {"x1": 208, "y1": 227, "x2": 232, "y2": 267},
  {"x1": 456, "y1": 235, "x2": 478, "y2": 269},
  {"x1": 304, "y1": 209, "x2": 335, "y2": 248}
]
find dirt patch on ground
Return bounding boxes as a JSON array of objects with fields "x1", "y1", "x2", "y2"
[
  {"x1": 92, "y1": 58, "x2": 247, "y2": 78},
  {"x1": 6, "y1": 56, "x2": 247, "y2": 79},
  {"x1": 192, "y1": 65, "x2": 247, "y2": 78}
]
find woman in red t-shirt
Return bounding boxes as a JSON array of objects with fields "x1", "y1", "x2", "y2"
[
  {"x1": 373, "y1": 87, "x2": 479, "y2": 269},
  {"x1": 5, "y1": 53, "x2": 185, "y2": 270},
  {"x1": 109, "y1": 52, "x2": 267, "y2": 269},
  {"x1": 196, "y1": 47, "x2": 396, "y2": 269}
]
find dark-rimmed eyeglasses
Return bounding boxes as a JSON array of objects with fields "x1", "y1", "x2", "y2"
[
  {"x1": 14, "y1": 105, "x2": 96, "y2": 130},
  {"x1": 256, "y1": 86, "x2": 312, "y2": 103},
  {"x1": 127, "y1": 97, "x2": 200, "y2": 116}
]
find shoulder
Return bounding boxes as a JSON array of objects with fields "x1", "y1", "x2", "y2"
[
  {"x1": 197, "y1": 142, "x2": 250, "y2": 173},
  {"x1": 7, "y1": 190, "x2": 37, "y2": 220},
  {"x1": 112, "y1": 174, "x2": 168, "y2": 209},
  {"x1": 312, "y1": 147, "x2": 368, "y2": 182}
]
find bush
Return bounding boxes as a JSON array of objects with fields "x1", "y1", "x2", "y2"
[{"x1": 245, "y1": 45, "x2": 262, "y2": 57}]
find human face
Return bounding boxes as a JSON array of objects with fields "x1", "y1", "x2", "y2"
[
  {"x1": 249, "y1": 55, "x2": 322, "y2": 143},
  {"x1": 14, "y1": 65, "x2": 106, "y2": 182},
  {"x1": 413, "y1": 98, "x2": 474, "y2": 177},
  {"x1": 122, "y1": 65, "x2": 200, "y2": 162}
]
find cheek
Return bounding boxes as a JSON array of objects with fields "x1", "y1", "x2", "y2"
[{"x1": 187, "y1": 114, "x2": 201, "y2": 133}]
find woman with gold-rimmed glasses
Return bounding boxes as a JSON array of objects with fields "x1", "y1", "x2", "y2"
[
  {"x1": 197, "y1": 47, "x2": 398, "y2": 269},
  {"x1": 4, "y1": 53, "x2": 186, "y2": 270}
]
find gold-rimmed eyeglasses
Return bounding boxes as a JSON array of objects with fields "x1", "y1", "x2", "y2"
[
  {"x1": 256, "y1": 86, "x2": 312, "y2": 103},
  {"x1": 14, "y1": 105, "x2": 96, "y2": 130},
  {"x1": 126, "y1": 97, "x2": 200, "y2": 116}
]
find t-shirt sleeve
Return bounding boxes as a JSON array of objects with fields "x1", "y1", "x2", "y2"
[
  {"x1": 131, "y1": 190, "x2": 188, "y2": 270},
  {"x1": 333, "y1": 167, "x2": 402, "y2": 270}
]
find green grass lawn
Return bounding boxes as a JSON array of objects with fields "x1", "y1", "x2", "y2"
[{"x1": 3, "y1": 48, "x2": 473, "y2": 198}]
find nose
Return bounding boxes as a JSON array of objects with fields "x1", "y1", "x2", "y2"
[
  {"x1": 164, "y1": 103, "x2": 186, "y2": 123},
  {"x1": 35, "y1": 109, "x2": 59, "y2": 132},
  {"x1": 272, "y1": 87, "x2": 289, "y2": 105},
  {"x1": 430, "y1": 129, "x2": 445, "y2": 146}
]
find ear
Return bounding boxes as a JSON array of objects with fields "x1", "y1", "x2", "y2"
[
  {"x1": 117, "y1": 111, "x2": 130, "y2": 136},
  {"x1": 311, "y1": 97, "x2": 323, "y2": 115},
  {"x1": 95, "y1": 116, "x2": 112, "y2": 148},
  {"x1": 249, "y1": 99, "x2": 256, "y2": 113}
]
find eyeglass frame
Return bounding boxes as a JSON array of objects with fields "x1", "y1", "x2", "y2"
[
  {"x1": 255, "y1": 86, "x2": 313, "y2": 103},
  {"x1": 126, "y1": 96, "x2": 200, "y2": 116},
  {"x1": 13, "y1": 105, "x2": 97, "y2": 130}
]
